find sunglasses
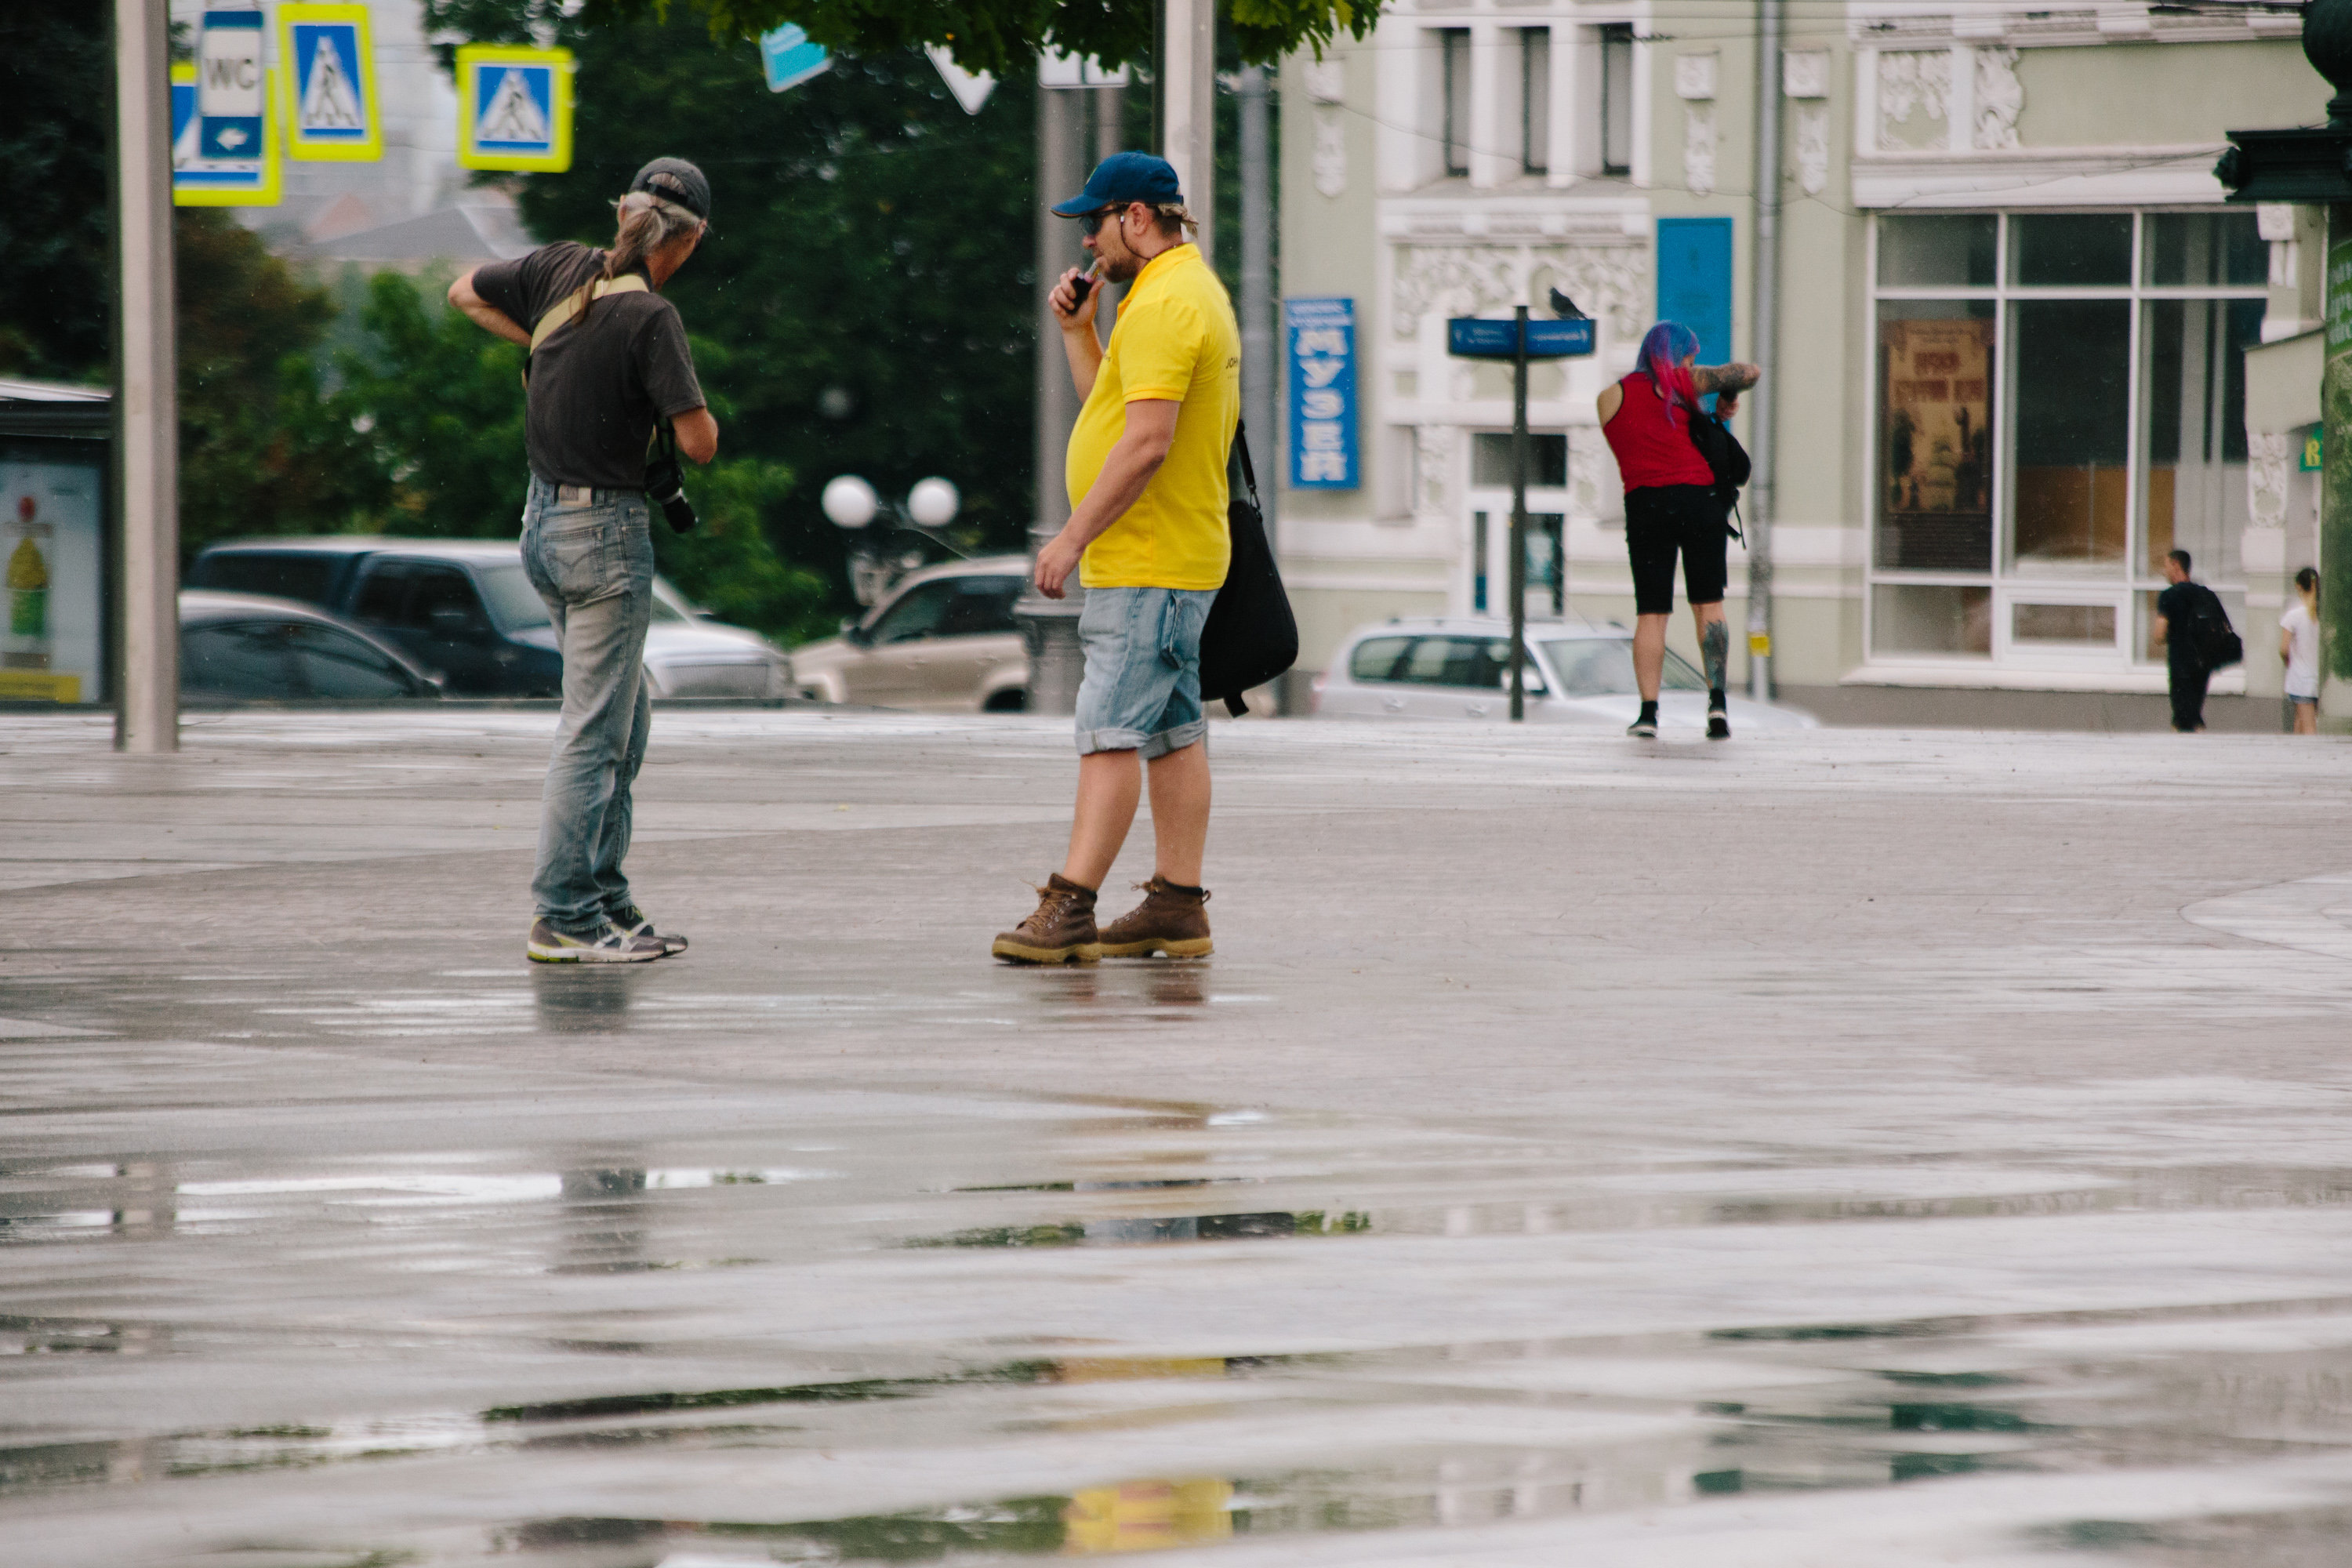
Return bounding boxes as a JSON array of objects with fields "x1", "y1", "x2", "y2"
[{"x1": 1087, "y1": 205, "x2": 1125, "y2": 232}]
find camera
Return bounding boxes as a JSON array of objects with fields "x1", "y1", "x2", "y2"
[{"x1": 644, "y1": 426, "x2": 696, "y2": 533}]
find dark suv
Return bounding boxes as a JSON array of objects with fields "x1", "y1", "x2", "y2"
[{"x1": 188, "y1": 538, "x2": 789, "y2": 699}]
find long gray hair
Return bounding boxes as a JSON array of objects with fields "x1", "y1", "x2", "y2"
[{"x1": 583, "y1": 190, "x2": 702, "y2": 323}]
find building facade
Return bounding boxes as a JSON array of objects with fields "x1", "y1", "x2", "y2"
[{"x1": 1277, "y1": 2, "x2": 2326, "y2": 722}]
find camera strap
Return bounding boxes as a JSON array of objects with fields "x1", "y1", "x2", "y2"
[{"x1": 521, "y1": 274, "x2": 650, "y2": 387}]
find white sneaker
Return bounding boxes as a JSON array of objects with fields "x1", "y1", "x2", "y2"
[
  {"x1": 527, "y1": 919, "x2": 667, "y2": 964},
  {"x1": 611, "y1": 904, "x2": 688, "y2": 955}
]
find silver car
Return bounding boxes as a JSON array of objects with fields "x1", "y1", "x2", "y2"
[
  {"x1": 1314, "y1": 616, "x2": 1817, "y2": 731},
  {"x1": 786, "y1": 557, "x2": 1032, "y2": 711}
]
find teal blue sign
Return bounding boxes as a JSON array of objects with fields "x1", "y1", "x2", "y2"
[
  {"x1": 760, "y1": 25, "x2": 831, "y2": 93},
  {"x1": 1446, "y1": 317, "x2": 1593, "y2": 361}
]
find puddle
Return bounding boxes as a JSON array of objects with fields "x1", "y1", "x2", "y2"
[{"x1": 906, "y1": 1210, "x2": 1372, "y2": 1249}]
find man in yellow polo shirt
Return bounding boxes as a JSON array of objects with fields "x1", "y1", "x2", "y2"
[{"x1": 993, "y1": 153, "x2": 1240, "y2": 965}]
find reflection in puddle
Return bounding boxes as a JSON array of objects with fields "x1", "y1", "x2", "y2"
[{"x1": 907, "y1": 1210, "x2": 1372, "y2": 1250}]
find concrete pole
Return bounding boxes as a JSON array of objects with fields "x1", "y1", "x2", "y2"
[
  {"x1": 114, "y1": 0, "x2": 178, "y2": 752},
  {"x1": 1160, "y1": 0, "x2": 1216, "y2": 263},
  {"x1": 1744, "y1": 0, "x2": 1782, "y2": 702},
  {"x1": 1095, "y1": 80, "x2": 1125, "y2": 162},
  {"x1": 1238, "y1": 64, "x2": 1275, "y2": 546},
  {"x1": 1018, "y1": 76, "x2": 1088, "y2": 714}
]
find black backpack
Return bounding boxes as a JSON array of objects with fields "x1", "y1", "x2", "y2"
[
  {"x1": 1685, "y1": 403, "x2": 1751, "y2": 540},
  {"x1": 2189, "y1": 586, "x2": 2243, "y2": 670},
  {"x1": 1198, "y1": 423, "x2": 1298, "y2": 717}
]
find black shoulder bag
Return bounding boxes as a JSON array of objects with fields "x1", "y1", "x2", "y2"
[
  {"x1": 1197, "y1": 423, "x2": 1298, "y2": 717},
  {"x1": 2191, "y1": 586, "x2": 2243, "y2": 670},
  {"x1": 1685, "y1": 401, "x2": 1752, "y2": 543}
]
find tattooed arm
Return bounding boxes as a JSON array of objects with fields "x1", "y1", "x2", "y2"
[{"x1": 1691, "y1": 362, "x2": 1762, "y2": 395}]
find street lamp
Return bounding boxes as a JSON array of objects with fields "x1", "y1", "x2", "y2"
[{"x1": 821, "y1": 474, "x2": 964, "y2": 607}]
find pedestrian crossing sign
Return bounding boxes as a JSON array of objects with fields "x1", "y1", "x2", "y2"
[
  {"x1": 279, "y1": 5, "x2": 381, "y2": 162},
  {"x1": 456, "y1": 45, "x2": 573, "y2": 172},
  {"x1": 172, "y1": 61, "x2": 282, "y2": 206}
]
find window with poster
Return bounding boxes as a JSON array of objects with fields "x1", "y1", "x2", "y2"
[
  {"x1": 1, "y1": 387, "x2": 111, "y2": 706},
  {"x1": 1868, "y1": 212, "x2": 2267, "y2": 670}
]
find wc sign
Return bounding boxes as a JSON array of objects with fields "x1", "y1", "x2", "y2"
[
  {"x1": 279, "y1": 4, "x2": 382, "y2": 161},
  {"x1": 456, "y1": 45, "x2": 575, "y2": 172},
  {"x1": 172, "y1": 9, "x2": 280, "y2": 208}
]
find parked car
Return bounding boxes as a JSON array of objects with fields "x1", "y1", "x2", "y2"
[
  {"x1": 786, "y1": 556, "x2": 1031, "y2": 711},
  {"x1": 1314, "y1": 616, "x2": 1818, "y2": 731},
  {"x1": 187, "y1": 538, "x2": 791, "y2": 699},
  {"x1": 182, "y1": 591, "x2": 441, "y2": 702}
]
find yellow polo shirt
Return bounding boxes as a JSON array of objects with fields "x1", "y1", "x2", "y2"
[{"x1": 1066, "y1": 244, "x2": 1240, "y2": 590}]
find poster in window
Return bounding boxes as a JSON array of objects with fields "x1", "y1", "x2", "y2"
[
  {"x1": 2, "y1": 462, "x2": 104, "y2": 703},
  {"x1": 1879, "y1": 318, "x2": 1992, "y2": 571}
]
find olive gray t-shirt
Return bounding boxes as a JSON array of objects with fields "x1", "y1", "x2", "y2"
[{"x1": 470, "y1": 241, "x2": 705, "y2": 491}]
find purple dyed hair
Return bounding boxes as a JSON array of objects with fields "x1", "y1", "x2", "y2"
[{"x1": 1636, "y1": 321, "x2": 1701, "y2": 413}]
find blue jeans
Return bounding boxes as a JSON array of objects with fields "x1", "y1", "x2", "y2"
[
  {"x1": 1073, "y1": 586, "x2": 1218, "y2": 758},
  {"x1": 521, "y1": 477, "x2": 655, "y2": 932}
]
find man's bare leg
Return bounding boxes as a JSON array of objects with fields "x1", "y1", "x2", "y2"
[
  {"x1": 1633, "y1": 612, "x2": 1671, "y2": 702},
  {"x1": 1145, "y1": 739, "x2": 1210, "y2": 887},
  {"x1": 1062, "y1": 750, "x2": 1142, "y2": 891}
]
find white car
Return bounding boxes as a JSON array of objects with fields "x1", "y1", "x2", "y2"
[
  {"x1": 786, "y1": 557, "x2": 1032, "y2": 711},
  {"x1": 1313, "y1": 616, "x2": 1818, "y2": 732}
]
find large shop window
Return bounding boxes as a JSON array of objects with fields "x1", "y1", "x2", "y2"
[{"x1": 1869, "y1": 210, "x2": 2266, "y2": 665}]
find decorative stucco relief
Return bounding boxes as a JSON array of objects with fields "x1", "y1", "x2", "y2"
[
  {"x1": 1795, "y1": 102, "x2": 1830, "y2": 194},
  {"x1": 2249, "y1": 431, "x2": 2292, "y2": 530},
  {"x1": 1972, "y1": 46, "x2": 2022, "y2": 151},
  {"x1": 1392, "y1": 244, "x2": 1649, "y2": 340},
  {"x1": 1684, "y1": 104, "x2": 1717, "y2": 195},
  {"x1": 1566, "y1": 426, "x2": 1609, "y2": 523},
  {"x1": 1876, "y1": 49, "x2": 1951, "y2": 150},
  {"x1": 1416, "y1": 425, "x2": 1453, "y2": 515},
  {"x1": 1301, "y1": 57, "x2": 1344, "y2": 103},
  {"x1": 1313, "y1": 107, "x2": 1347, "y2": 198}
]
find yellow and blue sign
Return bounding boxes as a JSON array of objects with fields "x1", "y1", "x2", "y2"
[
  {"x1": 280, "y1": 4, "x2": 381, "y2": 162},
  {"x1": 1287, "y1": 298, "x2": 1359, "y2": 490},
  {"x1": 172, "y1": 60, "x2": 281, "y2": 207},
  {"x1": 759, "y1": 24, "x2": 831, "y2": 93},
  {"x1": 456, "y1": 45, "x2": 573, "y2": 172}
]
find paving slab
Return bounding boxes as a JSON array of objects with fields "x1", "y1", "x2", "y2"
[{"x1": 2, "y1": 710, "x2": 2351, "y2": 1566}]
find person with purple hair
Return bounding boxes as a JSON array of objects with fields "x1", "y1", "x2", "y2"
[{"x1": 1597, "y1": 322, "x2": 1760, "y2": 738}]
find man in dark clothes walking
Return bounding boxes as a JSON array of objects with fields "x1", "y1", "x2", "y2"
[{"x1": 2154, "y1": 548, "x2": 2220, "y2": 734}]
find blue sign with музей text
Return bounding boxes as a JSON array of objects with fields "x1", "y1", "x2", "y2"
[{"x1": 1287, "y1": 298, "x2": 1357, "y2": 490}]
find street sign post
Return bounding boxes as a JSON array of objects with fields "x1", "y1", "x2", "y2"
[
  {"x1": 1446, "y1": 309, "x2": 1595, "y2": 720},
  {"x1": 455, "y1": 45, "x2": 573, "y2": 172},
  {"x1": 279, "y1": 3, "x2": 382, "y2": 162}
]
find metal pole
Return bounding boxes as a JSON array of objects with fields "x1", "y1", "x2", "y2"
[
  {"x1": 1096, "y1": 78, "x2": 1125, "y2": 163},
  {"x1": 1017, "y1": 75, "x2": 1087, "y2": 713},
  {"x1": 1509, "y1": 305, "x2": 1529, "y2": 722},
  {"x1": 1239, "y1": 65, "x2": 1276, "y2": 542},
  {"x1": 1159, "y1": 0, "x2": 1215, "y2": 263},
  {"x1": 114, "y1": 0, "x2": 177, "y2": 752},
  {"x1": 1745, "y1": 0, "x2": 1782, "y2": 702}
]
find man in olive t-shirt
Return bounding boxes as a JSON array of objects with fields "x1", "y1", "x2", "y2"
[{"x1": 448, "y1": 157, "x2": 718, "y2": 963}]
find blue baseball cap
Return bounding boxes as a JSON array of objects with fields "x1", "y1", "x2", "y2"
[{"x1": 1051, "y1": 151, "x2": 1183, "y2": 217}]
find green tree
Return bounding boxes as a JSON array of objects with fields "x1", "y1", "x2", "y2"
[
  {"x1": 0, "y1": 12, "x2": 113, "y2": 382},
  {"x1": 426, "y1": 0, "x2": 1374, "y2": 76},
  {"x1": 175, "y1": 211, "x2": 387, "y2": 557},
  {"x1": 448, "y1": 10, "x2": 1042, "y2": 594}
]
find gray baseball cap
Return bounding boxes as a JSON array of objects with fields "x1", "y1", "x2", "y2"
[{"x1": 631, "y1": 157, "x2": 710, "y2": 222}]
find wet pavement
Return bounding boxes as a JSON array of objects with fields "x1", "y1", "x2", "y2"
[{"x1": 5, "y1": 709, "x2": 2352, "y2": 1566}]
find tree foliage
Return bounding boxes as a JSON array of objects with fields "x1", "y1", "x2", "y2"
[
  {"x1": 0, "y1": 11, "x2": 117, "y2": 381},
  {"x1": 425, "y1": 0, "x2": 1370, "y2": 76}
]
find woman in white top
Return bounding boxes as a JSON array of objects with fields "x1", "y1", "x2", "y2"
[{"x1": 2280, "y1": 566, "x2": 2320, "y2": 735}]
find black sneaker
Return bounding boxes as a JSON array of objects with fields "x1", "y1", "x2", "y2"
[
  {"x1": 527, "y1": 919, "x2": 666, "y2": 964},
  {"x1": 612, "y1": 903, "x2": 688, "y2": 955},
  {"x1": 1707, "y1": 709, "x2": 1731, "y2": 740},
  {"x1": 1628, "y1": 714, "x2": 1658, "y2": 739}
]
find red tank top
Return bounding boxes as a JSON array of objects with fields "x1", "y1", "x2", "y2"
[{"x1": 1602, "y1": 372, "x2": 1714, "y2": 492}]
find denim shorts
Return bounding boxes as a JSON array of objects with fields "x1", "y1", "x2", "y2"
[{"x1": 1073, "y1": 586, "x2": 1218, "y2": 758}]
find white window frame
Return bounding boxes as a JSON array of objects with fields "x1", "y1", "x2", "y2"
[{"x1": 1863, "y1": 209, "x2": 2269, "y2": 674}]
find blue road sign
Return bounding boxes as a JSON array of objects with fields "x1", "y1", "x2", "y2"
[
  {"x1": 1446, "y1": 316, "x2": 1595, "y2": 360},
  {"x1": 760, "y1": 24, "x2": 832, "y2": 93},
  {"x1": 198, "y1": 9, "x2": 264, "y2": 162},
  {"x1": 1286, "y1": 298, "x2": 1359, "y2": 489}
]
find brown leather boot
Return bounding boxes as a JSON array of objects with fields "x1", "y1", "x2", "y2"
[
  {"x1": 1097, "y1": 876, "x2": 1213, "y2": 958},
  {"x1": 991, "y1": 873, "x2": 1101, "y2": 964}
]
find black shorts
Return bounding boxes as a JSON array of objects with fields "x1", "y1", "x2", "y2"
[{"x1": 1625, "y1": 485, "x2": 1728, "y2": 616}]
